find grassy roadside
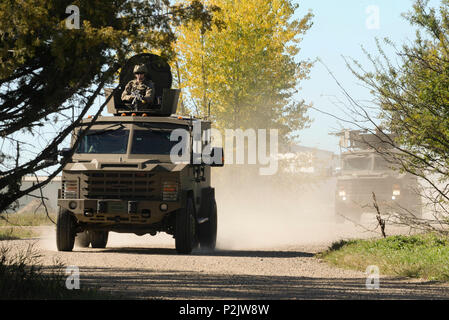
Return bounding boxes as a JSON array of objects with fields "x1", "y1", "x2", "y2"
[
  {"x1": 0, "y1": 212, "x2": 117, "y2": 299},
  {"x1": 319, "y1": 233, "x2": 449, "y2": 281},
  {"x1": 0, "y1": 212, "x2": 56, "y2": 240},
  {"x1": 0, "y1": 228, "x2": 37, "y2": 241},
  {"x1": 0, "y1": 212, "x2": 56, "y2": 227},
  {"x1": 0, "y1": 244, "x2": 116, "y2": 300}
]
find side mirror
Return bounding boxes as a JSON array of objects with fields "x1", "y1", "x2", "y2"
[
  {"x1": 42, "y1": 147, "x2": 59, "y2": 166},
  {"x1": 59, "y1": 148, "x2": 72, "y2": 160}
]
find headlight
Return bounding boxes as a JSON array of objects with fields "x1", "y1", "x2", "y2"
[
  {"x1": 393, "y1": 185, "x2": 400, "y2": 196},
  {"x1": 162, "y1": 182, "x2": 178, "y2": 201},
  {"x1": 69, "y1": 201, "x2": 77, "y2": 210}
]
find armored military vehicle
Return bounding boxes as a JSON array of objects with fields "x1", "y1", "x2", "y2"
[
  {"x1": 56, "y1": 53, "x2": 223, "y2": 254},
  {"x1": 334, "y1": 130, "x2": 422, "y2": 223}
]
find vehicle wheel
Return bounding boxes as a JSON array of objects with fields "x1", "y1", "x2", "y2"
[
  {"x1": 334, "y1": 204, "x2": 347, "y2": 224},
  {"x1": 344, "y1": 209, "x2": 362, "y2": 224},
  {"x1": 335, "y1": 206, "x2": 362, "y2": 224},
  {"x1": 90, "y1": 231, "x2": 109, "y2": 248},
  {"x1": 198, "y1": 199, "x2": 217, "y2": 249},
  {"x1": 414, "y1": 204, "x2": 423, "y2": 219},
  {"x1": 75, "y1": 231, "x2": 91, "y2": 248},
  {"x1": 175, "y1": 197, "x2": 196, "y2": 254},
  {"x1": 354, "y1": 213, "x2": 363, "y2": 224},
  {"x1": 334, "y1": 213, "x2": 346, "y2": 224},
  {"x1": 56, "y1": 208, "x2": 76, "y2": 252},
  {"x1": 403, "y1": 201, "x2": 423, "y2": 219}
]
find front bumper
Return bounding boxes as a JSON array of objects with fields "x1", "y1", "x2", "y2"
[
  {"x1": 335, "y1": 193, "x2": 419, "y2": 213},
  {"x1": 58, "y1": 199, "x2": 180, "y2": 224}
]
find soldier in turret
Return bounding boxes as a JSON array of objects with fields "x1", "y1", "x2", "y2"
[{"x1": 121, "y1": 64, "x2": 155, "y2": 108}]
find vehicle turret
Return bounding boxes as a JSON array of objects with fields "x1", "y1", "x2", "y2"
[{"x1": 104, "y1": 53, "x2": 180, "y2": 117}]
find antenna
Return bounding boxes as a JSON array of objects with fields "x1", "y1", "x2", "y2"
[{"x1": 207, "y1": 100, "x2": 211, "y2": 120}]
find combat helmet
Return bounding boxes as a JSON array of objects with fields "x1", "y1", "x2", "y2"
[{"x1": 133, "y1": 64, "x2": 147, "y2": 74}]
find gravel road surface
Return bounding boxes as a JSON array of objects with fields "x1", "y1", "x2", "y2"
[
  {"x1": 3, "y1": 223, "x2": 449, "y2": 300},
  {"x1": 4, "y1": 179, "x2": 449, "y2": 299}
]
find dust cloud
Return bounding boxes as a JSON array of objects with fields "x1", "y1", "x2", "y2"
[
  {"x1": 38, "y1": 166, "x2": 378, "y2": 252},
  {"x1": 213, "y1": 166, "x2": 367, "y2": 251}
]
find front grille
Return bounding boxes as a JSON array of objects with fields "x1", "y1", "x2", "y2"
[
  {"x1": 82, "y1": 172, "x2": 159, "y2": 200},
  {"x1": 339, "y1": 178, "x2": 396, "y2": 197},
  {"x1": 62, "y1": 181, "x2": 78, "y2": 199}
]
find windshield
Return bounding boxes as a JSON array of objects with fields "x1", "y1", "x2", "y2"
[
  {"x1": 77, "y1": 128, "x2": 129, "y2": 154},
  {"x1": 373, "y1": 156, "x2": 396, "y2": 171},
  {"x1": 131, "y1": 130, "x2": 185, "y2": 155},
  {"x1": 342, "y1": 156, "x2": 371, "y2": 171}
]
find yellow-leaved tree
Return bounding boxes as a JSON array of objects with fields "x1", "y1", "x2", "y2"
[{"x1": 173, "y1": 0, "x2": 313, "y2": 143}]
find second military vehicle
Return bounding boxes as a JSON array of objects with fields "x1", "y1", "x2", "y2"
[
  {"x1": 55, "y1": 53, "x2": 223, "y2": 254},
  {"x1": 334, "y1": 130, "x2": 422, "y2": 223}
]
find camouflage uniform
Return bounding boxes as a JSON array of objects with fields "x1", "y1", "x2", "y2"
[
  {"x1": 121, "y1": 79, "x2": 155, "y2": 105},
  {"x1": 121, "y1": 64, "x2": 155, "y2": 106}
]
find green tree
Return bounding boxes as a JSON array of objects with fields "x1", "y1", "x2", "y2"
[
  {"x1": 0, "y1": 0, "x2": 219, "y2": 214},
  {"x1": 174, "y1": 0, "x2": 313, "y2": 142},
  {"x1": 346, "y1": 0, "x2": 449, "y2": 228}
]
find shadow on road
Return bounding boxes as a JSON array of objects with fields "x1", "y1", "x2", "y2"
[
  {"x1": 72, "y1": 266, "x2": 449, "y2": 300},
  {"x1": 77, "y1": 247, "x2": 315, "y2": 258}
]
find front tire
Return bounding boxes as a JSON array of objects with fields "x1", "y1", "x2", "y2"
[
  {"x1": 335, "y1": 204, "x2": 361, "y2": 224},
  {"x1": 198, "y1": 199, "x2": 217, "y2": 250},
  {"x1": 56, "y1": 208, "x2": 76, "y2": 252},
  {"x1": 175, "y1": 197, "x2": 196, "y2": 254}
]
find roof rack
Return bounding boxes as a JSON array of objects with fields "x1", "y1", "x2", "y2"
[{"x1": 335, "y1": 129, "x2": 396, "y2": 151}]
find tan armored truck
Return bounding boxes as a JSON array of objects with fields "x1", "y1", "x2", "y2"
[
  {"x1": 56, "y1": 53, "x2": 223, "y2": 254},
  {"x1": 334, "y1": 130, "x2": 422, "y2": 223}
]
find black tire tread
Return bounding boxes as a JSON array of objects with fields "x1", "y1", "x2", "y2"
[
  {"x1": 90, "y1": 231, "x2": 109, "y2": 248},
  {"x1": 75, "y1": 231, "x2": 91, "y2": 248},
  {"x1": 56, "y1": 208, "x2": 75, "y2": 252},
  {"x1": 175, "y1": 198, "x2": 195, "y2": 254},
  {"x1": 198, "y1": 199, "x2": 217, "y2": 249}
]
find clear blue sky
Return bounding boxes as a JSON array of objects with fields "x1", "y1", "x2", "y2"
[
  {"x1": 30, "y1": 0, "x2": 442, "y2": 159},
  {"x1": 85, "y1": 0, "x2": 441, "y2": 154},
  {"x1": 292, "y1": 0, "x2": 440, "y2": 152}
]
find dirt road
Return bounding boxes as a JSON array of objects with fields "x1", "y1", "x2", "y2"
[
  {"x1": 5, "y1": 178, "x2": 449, "y2": 299},
  {"x1": 4, "y1": 223, "x2": 449, "y2": 300}
]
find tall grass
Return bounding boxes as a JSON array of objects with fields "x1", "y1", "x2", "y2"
[
  {"x1": 320, "y1": 233, "x2": 449, "y2": 281},
  {"x1": 0, "y1": 212, "x2": 56, "y2": 227},
  {"x1": 0, "y1": 243, "x2": 112, "y2": 299},
  {"x1": 0, "y1": 212, "x2": 57, "y2": 240},
  {"x1": 0, "y1": 228, "x2": 36, "y2": 241}
]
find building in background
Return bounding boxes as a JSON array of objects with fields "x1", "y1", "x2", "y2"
[
  {"x1": 279, "y1": 144, "x2": 338, "y2": 177},
  {"x1": 14, "y1": 176, "x2": 61, "y2": 213}
]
